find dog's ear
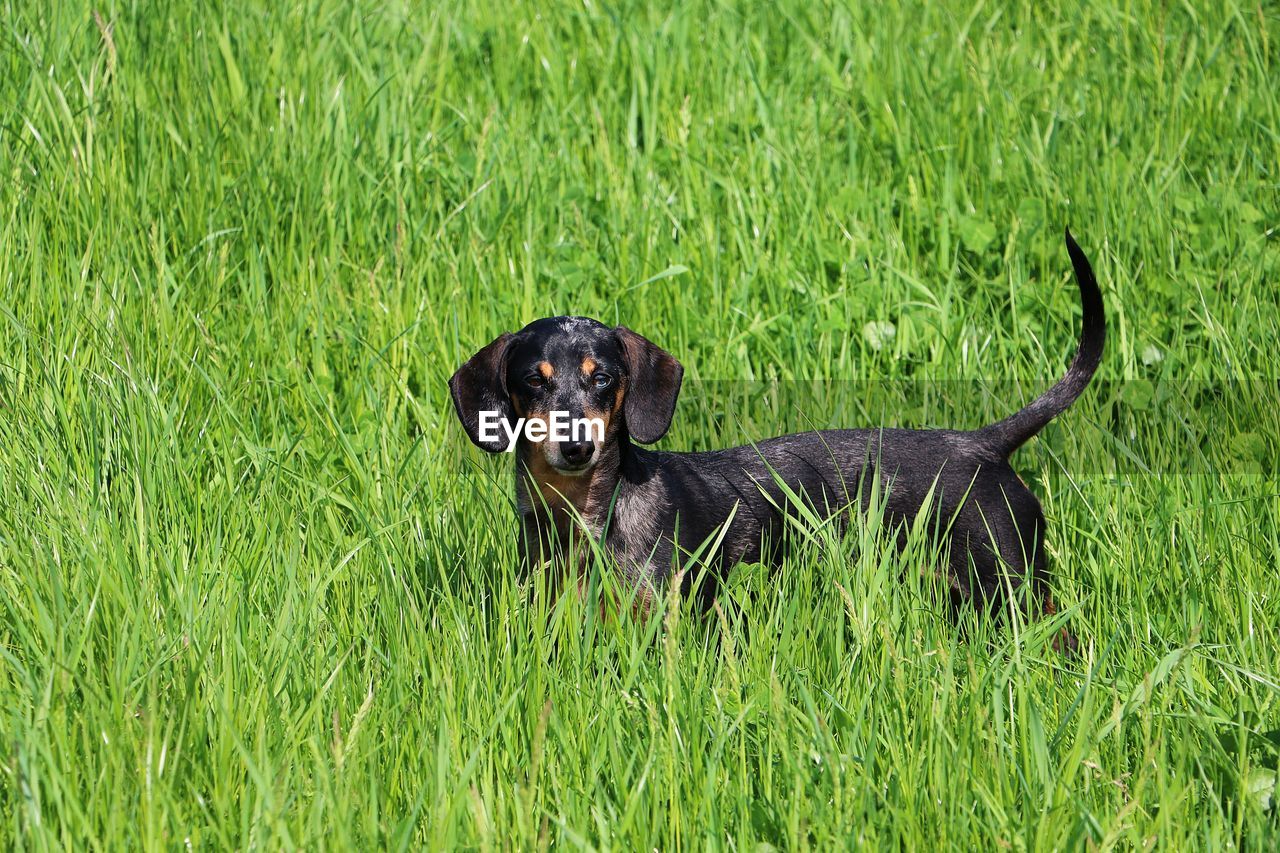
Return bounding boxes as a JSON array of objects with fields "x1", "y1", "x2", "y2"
[
  {"x1": 449, "y1": 332, "x2": 517, "y2": 452},
  {"x1": 615, "y1": 326, "x2": 683, "y2": 444}
]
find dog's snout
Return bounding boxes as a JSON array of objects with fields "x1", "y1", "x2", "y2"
[{"x1": 560, "y1": 439, "x2": 593, "y2": 466}]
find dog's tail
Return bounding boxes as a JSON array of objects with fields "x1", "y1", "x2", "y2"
[{"x1": 977, "y1": 228, "x2": 1105, "y2": 455}]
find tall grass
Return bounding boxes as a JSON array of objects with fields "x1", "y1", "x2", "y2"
[{"x1": 1, "y1": 0, "x2": 1277, "y2": 847}]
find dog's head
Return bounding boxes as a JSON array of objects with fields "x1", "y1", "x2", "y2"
[{"x1": 449, "y1": 316, "x2": 683, "y2": 474}]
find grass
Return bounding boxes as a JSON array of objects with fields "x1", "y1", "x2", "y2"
[{"x1": 1, "y1": 0, "x2": 1278, "y2": 847}]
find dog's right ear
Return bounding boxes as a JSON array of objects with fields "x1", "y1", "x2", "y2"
[{"x1": 449, "y1": 332, "x2": 517, "y2": 452}]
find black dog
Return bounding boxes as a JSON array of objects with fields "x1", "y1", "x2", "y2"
[{"x1": 451, "y1": 229, "x2": 1103, "y2": 650}]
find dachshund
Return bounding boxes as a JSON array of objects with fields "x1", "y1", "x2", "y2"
[{"x1": 450, "y1": 229, "x2": 1103, "y2": 652}]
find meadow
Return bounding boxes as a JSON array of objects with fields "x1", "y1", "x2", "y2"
[{"x1": 1, "y1": 0, "x2": 1278, "y2": 847}]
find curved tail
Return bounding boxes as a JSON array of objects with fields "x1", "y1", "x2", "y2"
[{"x1": 978, "y1": 228, "x2": 1105, "y2": 455}]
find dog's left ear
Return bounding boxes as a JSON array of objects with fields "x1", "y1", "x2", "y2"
[
  {"x1": 615, "y1": 326, "x2": 683, "y2": 444},
  {"x1": 449, "y1": 332, "x2": 517, "y2": 452}
]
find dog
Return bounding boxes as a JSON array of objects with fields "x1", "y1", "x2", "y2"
[{"x1": 450, "y1": 229, "x2": 1103, "y2": 651}]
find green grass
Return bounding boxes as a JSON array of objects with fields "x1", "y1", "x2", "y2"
[{"x1": 2, "y1": 0, "x2": 1279, "y2": 847}]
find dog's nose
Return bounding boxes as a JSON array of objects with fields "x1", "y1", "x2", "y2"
[{"x1": 560, "y1": 440, "x2": 593, "y2": 466}]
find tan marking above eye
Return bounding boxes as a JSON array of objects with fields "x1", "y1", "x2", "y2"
[
  {"x1": 537, "y1": 362, "x2": 554, "y2": 378},
  {"x1": 581, "y1": 357, "x2": 597, "y2": 374}
]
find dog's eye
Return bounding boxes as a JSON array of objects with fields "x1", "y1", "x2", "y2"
[
  {"x1": 525, "y1": 375, "x2": 546, "y2": 389},
  {"x1": 592, "y1": 373, "x2": 613, "y2": 389}
]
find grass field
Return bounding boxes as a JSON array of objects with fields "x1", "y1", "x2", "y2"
[{"x1": 2, "y1": 0, "x2": 1279, "y2": 847}]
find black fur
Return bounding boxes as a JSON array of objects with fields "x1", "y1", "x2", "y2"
[{"x1": 450, "y1": 229, "x2": 1104, "y2": 651}]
